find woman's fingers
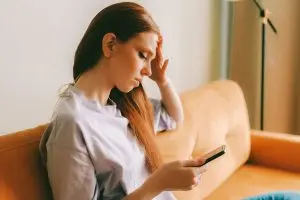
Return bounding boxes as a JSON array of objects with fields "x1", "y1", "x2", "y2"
[
  {"x1": 156, "y1": 41, "x2": 163, "y2": 61},
  {"x1": 193, "y1": 166, "x2": 207, "y2": 176},
  {"x1": 180, "y1": 159, "x2": 200, "y2": 167},
  {"x1": 180, "y1": 175, "x2": 201, "y2": 191},
  {"x1": 158, "y1": 34, "x2": 163, "y2": 43},
  {"x1": 161, "y1": 59, "x2": 169, "y2": 72}
]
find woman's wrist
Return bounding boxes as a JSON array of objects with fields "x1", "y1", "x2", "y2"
[
  {"x1": 140, "y1": 175, "x2": 163, "y2": 199},
  {"x1": 123, "y1": 175, "x2": 162, "y2": 200},
  {"x1": 156, "y1": 77, "x2": 170, "y2": 88}
]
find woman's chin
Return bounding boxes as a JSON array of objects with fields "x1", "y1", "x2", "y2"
[{"x1": 117, "y1": 85, "x2": 134, "y2": 93}]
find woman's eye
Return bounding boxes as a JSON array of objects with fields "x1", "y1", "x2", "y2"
[{"x1": 139, "y1": 52, "x2": 147, "y2": 60}]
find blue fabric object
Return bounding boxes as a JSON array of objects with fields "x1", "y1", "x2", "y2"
[{"x1": 243, "y1": 191, "x2": 300, "y2": 200}]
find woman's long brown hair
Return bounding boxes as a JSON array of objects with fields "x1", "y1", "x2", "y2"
[{"x1": 73, "y1": 2, "x2": 162, "y2": 172}]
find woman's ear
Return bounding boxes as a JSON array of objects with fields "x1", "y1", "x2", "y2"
[{"x1": 102, "y1": 33, "x2": 117, "y2": 58}]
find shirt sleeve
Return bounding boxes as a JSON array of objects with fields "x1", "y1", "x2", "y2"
[
  {"x1": 42, "y1": 115, "x2": 98, "y2": 200},
  {"x1": 150, "y1": 98, "x2": 177, "y2": 133}
]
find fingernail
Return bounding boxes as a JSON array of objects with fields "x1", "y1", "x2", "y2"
[{"x1": 197, "y1": 160, "x2": 204, "y2": 165}]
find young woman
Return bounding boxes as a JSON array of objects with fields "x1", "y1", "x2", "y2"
[
  {"x1": 39, "y1": 2, "x2": 300, "y2": 200},
  {"x1": 39, "y1": 2, "x2": 206, "y2": 200}
]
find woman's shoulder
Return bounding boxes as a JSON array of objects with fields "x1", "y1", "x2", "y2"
[
  {"x1": 50, "y1": 97, "x2": 87, "y2": 143},
  {"x1": 39, "y1": 97, "x2": 88, "y2": 163},
  {"x1": 41, "y1": 86, "x2": 88, "y2": 143},
  {"x1": 51, "y1": 86, "x2": 85, "y2": 121}
]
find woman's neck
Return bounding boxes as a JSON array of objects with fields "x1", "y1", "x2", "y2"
[{"x1": 74, "y1": 65, "x2": 113, "y2": 106}]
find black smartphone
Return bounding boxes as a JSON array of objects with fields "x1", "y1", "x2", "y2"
[{"x1": 197, "y1": 145, "x2": 226, "y2": 166}]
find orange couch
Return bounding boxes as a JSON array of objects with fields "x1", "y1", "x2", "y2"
[{"x1": 1, "y1": 80, "x2": 300, "y2": 200}]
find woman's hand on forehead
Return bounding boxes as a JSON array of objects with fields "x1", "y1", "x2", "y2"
[{"x1": 149, "y1": 35, "x2": 169, "y2": 86}]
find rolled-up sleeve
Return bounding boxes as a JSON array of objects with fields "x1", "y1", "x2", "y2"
[
  {"x1": 43, "y1": 116, "x2": 98, "y2": 200},
  {"x1": 150, "y1": 98, "x2": 177, "y2": 133},
  {"x1": 46, "y1": 144, "x2": 97, "y2": 200}
]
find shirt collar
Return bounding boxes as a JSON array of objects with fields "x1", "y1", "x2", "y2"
[{"x1": 59, "y1": 83, "x2": 119, "y2": 116}]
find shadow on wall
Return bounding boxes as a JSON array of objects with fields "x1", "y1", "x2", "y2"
[
  {"x1": 209, "y1": 0, "x2": 221, "y2": 81},
  {"x1": 228, "y1": 0, "x2": 262, "y2": 130}
]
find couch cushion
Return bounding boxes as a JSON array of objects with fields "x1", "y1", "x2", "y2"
[
  {"x1": 0, "y1": 125, "x2": 52, "y2": 200},
  {"x1": 205, "y1": 164, "x2": 300, "y2": 200}
]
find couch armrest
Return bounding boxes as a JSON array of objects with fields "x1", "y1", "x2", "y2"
[{"x1": 249, "y1": 130, "x2": 300, "y2": 173}]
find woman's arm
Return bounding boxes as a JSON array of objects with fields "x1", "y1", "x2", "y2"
[
  {"x1": 46, "y1": 144, "x2": 97, "y2": 200},
  {"x1": 157, "y1": 77, "x2": 184, "y2": 125},
  {"x1": 40, "y1": 116, "x2": 98, "y2": 200},
  {"x1": 123, "y1": 178, "x2": 161, "y2": 200},
  {"x1": 125, "y1": 158, "x2": 207, "y2": 200},
  {"x1": 149, "y1": 36, "x2": 184, "y2": 125}
]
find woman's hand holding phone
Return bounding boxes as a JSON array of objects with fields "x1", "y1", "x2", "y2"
[{"x1": 129, "y1": 146, "x2": 226, "y2": 200}]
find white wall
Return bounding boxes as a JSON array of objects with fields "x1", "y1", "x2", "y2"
[{"x1": 0, "y1": 0, "x2": 216, "y2": 134}]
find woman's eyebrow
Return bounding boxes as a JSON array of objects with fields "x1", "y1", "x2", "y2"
[{"x1": 143, "y1": 48, "x2": 155, "y2": 58}]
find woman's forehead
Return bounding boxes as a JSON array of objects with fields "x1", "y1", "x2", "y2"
[{"x1": 131, "y1": 32, "x2": 158, "y2": 49}]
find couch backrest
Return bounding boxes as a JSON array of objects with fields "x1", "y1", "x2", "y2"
[
  {"x1": 154, "y1": 80, "x2": 251, "y2": 199},
  {"x1": 0, "y1": 125, "x2": 53, "y2": 200}
]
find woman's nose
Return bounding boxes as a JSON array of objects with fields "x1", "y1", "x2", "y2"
[{"x1": 141, "y1": 65, "x2": 152, "y2": 77}]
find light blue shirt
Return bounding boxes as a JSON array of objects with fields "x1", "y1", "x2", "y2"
[{"x1": 39, "y1": 84, "x2": 177, "y2": 200}]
